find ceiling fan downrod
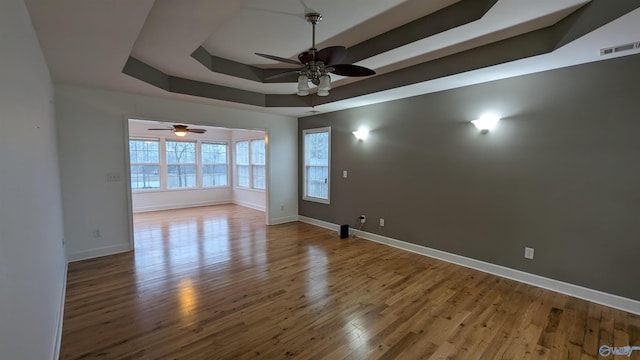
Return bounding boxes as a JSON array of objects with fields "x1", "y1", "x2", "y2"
[{"x1": 305, "y1": 12, "x2": 322, "y2": 52}]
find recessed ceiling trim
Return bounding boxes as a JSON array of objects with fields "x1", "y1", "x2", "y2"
[
  {"x1": 191, "y1": 46, "x2": 299, "y2": 84},
  {"x1": 122, "y1": 24, "x2": 556, "y2": 108},
  {"x1": 551, "y1": 0, "x2": 640, "y2": 50},
  {"x1": 191, "y1": 0, "x2": 500, "y2": 85},
  {"x1": 191, "y1": 46, "x2": 264, "y2": 83},
  {"x1": 123, "y1": 57, "x2": 170, "y2": 91},
  {"x1": 345, "y1": 0, "x2": 499, "y2": 64}
]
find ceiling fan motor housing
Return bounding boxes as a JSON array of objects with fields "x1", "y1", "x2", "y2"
[{"x1": 305, "y1": 13, "x2": 322, "y2": 25}]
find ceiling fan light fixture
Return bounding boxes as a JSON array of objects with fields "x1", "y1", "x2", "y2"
[
  {"x1": 173, "y1": 129, "x2": 188, "y2": 137},
  {"x1": 318, "y1": 74, "x2": 331, "y2": 91},
  {"x1": 297, "y1": 74, "x2": 310, "y2": 96},
  {"x1": 256, "y1": 12, "x2": 375, "y2": 100},
  {"x1": 148, "y1": 124, "x2": 206, "y2": 136}
]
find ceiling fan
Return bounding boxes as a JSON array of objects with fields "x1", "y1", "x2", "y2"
[
  {"x1": 147, "y1": 124, "x2": 207, "y2": 137},
  {"x1": 256, "y1": 12, "x2": 376, "y2": 97}
]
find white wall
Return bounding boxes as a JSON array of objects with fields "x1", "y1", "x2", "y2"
[
  {"x1": 55, "y1": 85, "x2": 298, "y2": 261},
  {"x1": 129, "y1": 120, "x2": 235, "y2": 212},
  {"x1": 0, "y1": 0, "x2": 67, "y2": 358}
]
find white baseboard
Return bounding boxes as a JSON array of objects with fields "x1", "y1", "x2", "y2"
[
  {"x1": 233, "y1": 200, "x2": 265, "y2": 212},
  {"x1": 52, "y1": 260, "x2": 68, "y2": 360},
  {"x1": 133, "y1": 200, "x2": 231, "y2": 213},
  {"x1": 68, "y1": 243, "x2": 132, "y2": 262},
  {"x1": 298, "y1": 216, "x2": 640, "y2": 315},
  {"x1": 298, "y1": 216, "x2": 340, "y2": 232},
  {"x1": 269, "y1": 215, "x2": 299, "y2": 225}
]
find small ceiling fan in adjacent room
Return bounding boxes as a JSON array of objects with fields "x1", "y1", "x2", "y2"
[
  {"x1": 147, "y1": 124, "x2": 207, "y2": 137},
  {"x1": 255, "y1": 12, "x2": 376, "y2": 97}
]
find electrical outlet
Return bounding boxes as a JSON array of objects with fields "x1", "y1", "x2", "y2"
[
  {"x1": 524, "y1": 247, "x2": 534, "y2": 260},
  {"x1": 93, "y1": 229, "x2": 101, "y2": 238},
  {"x1": 106, "y1": 172, "x2": 121, "y2": 182},
  {"x1": 360, "y1": 215, "x2": 366, "y2": 224},
  {"x1": 379, "y1": 218, "x2": 385, "y2": 226}
]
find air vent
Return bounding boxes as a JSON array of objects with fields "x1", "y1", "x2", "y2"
[{"x1": 600, "y1": 41, "x2": 640, "y2": 56}]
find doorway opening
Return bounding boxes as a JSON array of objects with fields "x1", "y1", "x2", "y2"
[{"x1": 126, "y1": 118, "x2": 268, "y2": 250}]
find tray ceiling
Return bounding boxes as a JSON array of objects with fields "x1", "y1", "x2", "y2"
[{"x1": 25, "y1": 0, "x2": 640, "y2": 117}]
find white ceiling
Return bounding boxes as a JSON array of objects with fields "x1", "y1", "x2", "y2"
[{"x1": 24, "y1": 0, "x2": 640, "y2": 118}]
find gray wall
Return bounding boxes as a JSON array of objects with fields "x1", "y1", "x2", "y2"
[
  {"x1": 299, "y1": 54, "x2": 640, "y2": 301},
  {"x1": 0, "y1": 0, "x2": 68, "y2": 358}
]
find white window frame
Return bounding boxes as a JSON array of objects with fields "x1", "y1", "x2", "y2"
[
  {"x1": 235, "y1": 140, "x2": 250, "y2": 188},
  {"x1": 235, "y1": 138, "x2": 266, "y2": 191},
  {"x1": 251, "y1": 139, "x2": 266, "y2": 190},
  {"x1": 302, "y1": 127, "x2": 331, "y2": 204},
  {"x1": 129, "y1": 136, "x2": 230, "y2": 192},
  {"x1": 201, "y1": 142, "x2": 229, "y2": 187},
  {"x1": 165, "y1": 140, "x2": 197, "y2": 189},
  {"x1": 129, "y1": 137, "x2": 161, "y2": 190}
]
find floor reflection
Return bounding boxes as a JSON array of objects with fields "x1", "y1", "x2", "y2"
[
  {"x1": 306, "y1": 245, "x2": 328, "y2": 300},
  {"x1": 132, "y1": 205, "x2": 267, "y2": 304},
  {"x1": 178, "y1": 278, "x2": 197, "y2": 325}
]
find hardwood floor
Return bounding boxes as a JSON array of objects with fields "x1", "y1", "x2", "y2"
[{"x1": 60, "y1": 205, "x2": 640, "y2": 359}]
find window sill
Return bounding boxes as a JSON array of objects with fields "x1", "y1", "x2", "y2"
[{"x1": 132, "y1": 186, "x2": 231, "y2": 194}]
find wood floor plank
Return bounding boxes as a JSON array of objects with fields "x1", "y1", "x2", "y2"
[{"x1": 59, "y1": 205, "x2": 640, "y2": 359}]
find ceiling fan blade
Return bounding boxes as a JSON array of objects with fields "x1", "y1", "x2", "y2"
[
  {"x1": 331, "y1": 64, "x2": 376, "y2": 77},
  {"x1": 187, "y1": 129, "x2": 207, "y2": 134},
  {"x1": 148, "y1": 128, "x2": 172, "y2": 131},
  {"x1": 255, "y1": 53, "x2": 301, "y2": 65},
  {"x1": 316, "y1": 46, "x2": 347, "y2": 66},
  {"x1": 265, "y1": 70, "x2": 299, "y2": 81}
]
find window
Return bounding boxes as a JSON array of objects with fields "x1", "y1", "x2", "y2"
[
  {"x1": 202, "y1": 142, "x2": 228, "y2": 187},
  {"x1": 166, "y1": 141, "x2": 196, "y2": 189},
  {"x1": 235, "y1": 141, "x2": 250, "y2": 187},
  {"x1": 251, "y1": 139, "x2": 266, "y2": 190},
  {"x1": 303, "y1": 127, "x2": 330, "y2": 203},
  {"x1": 235, "y1": 138, "x2": 266, "y2": 190},
  {"x1": 129, "y1": 138, "x2": 161, "y2": 190}
]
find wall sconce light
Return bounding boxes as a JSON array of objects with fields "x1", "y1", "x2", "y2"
[
  {"x1": 471, "y1": 114, "x2": 500, "y2": 134},
  {"x1": 352, "y1": 127, "x2": 369, "y2": 141}
]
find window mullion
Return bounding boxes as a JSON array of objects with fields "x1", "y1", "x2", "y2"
[
  {"x1": 160, "y1": 138, "x2": 167, "y2": 190},
  {"x1": 196, "y1": 139, "x2": 202, "y2": 188},
  {"x1": 249, "y1": 140, "x2": 254, "y2": 189}
]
